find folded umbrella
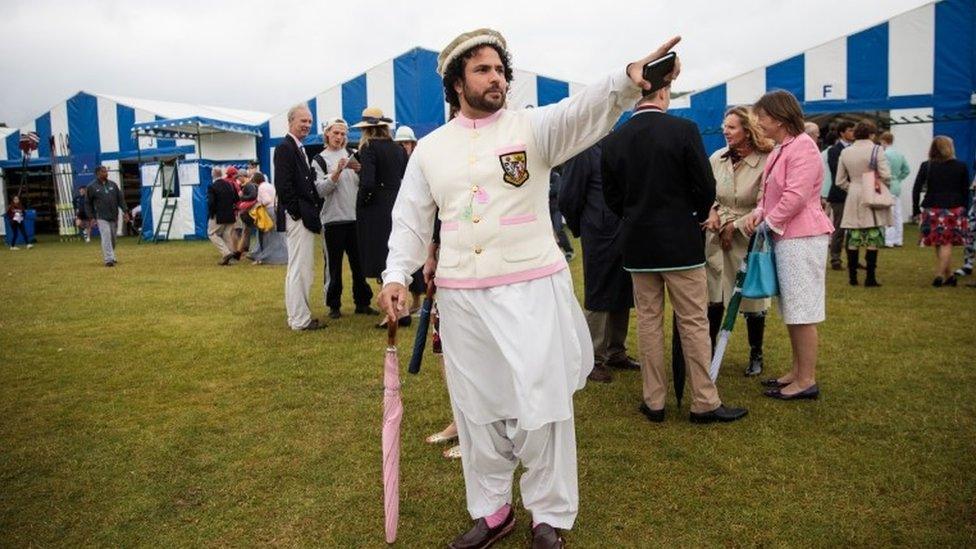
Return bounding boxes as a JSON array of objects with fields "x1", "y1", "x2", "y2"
[
  {"x1": 382, "y1": 323, "x2": 402, "y2": 544},
  {"x1": 408, "y1": 283, "x2": 436, "y2": 374},
  {"x1": 709, "y1": 231, "x2": 758, "y2": 381}
]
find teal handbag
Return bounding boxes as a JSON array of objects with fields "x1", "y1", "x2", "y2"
[{"x1": 741, "y1": 224, "x2": 779, "y2": 299}]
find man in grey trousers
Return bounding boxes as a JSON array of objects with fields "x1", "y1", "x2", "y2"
[{"x1": 85, "y1": 166, "x2": 130, "y2": 267}]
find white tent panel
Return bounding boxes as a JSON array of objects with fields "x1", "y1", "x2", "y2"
[
  {"x1": 134, "y1": 108, "x2": 156, "y2": 150},
  {"x1": 50, "y1": 102, "x2": 69, "y2": 141},
  {"x1": 366, "y1": 60, "x2": 397, "y2": 123},
  {"x1": 889, "y1": 3, "x2": 935, "y2": 97},
  {"x1": 891, "y1": 107, "x2": 933, "y2": 218},
  {"x1": 0, "y1": 134, "x2": 7, "y2": 160},
  {"x1": 670, "y1": 94, "x2": 691, "y2": 109},
  {"x1": 97, "y1": 93, "x2": 268, "y2": 125},
  {"x1": 97, "y1": 96, "x2": 120, "y2": 153},
  {"x1": 315, "y1": 86, "x2": 342, "y2": 131},
  {"x1": 198, "y1": 133, "x2": 257, "y2": 160},
  {"x1": 269, "y1": 113, "x2": 288, "y2": 140},
  {"x1": 508, "y1": 69, "x2": 539, "y2": 110},
  {"x1": 727, "y1": 67, "x2": 766, "y2": 106},
  {"x1": 805, "y1": 37, "x2": 847, "y2": 102},
  {"x1": 141, "y1": 161, "x2": 201, "y2": 240}
]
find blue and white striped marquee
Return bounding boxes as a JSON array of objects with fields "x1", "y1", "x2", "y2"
[
  {"x1": 260, "y1": 47, "x2": 584, "y2": 177},
  {"x1": 671, "y1": 0, "x2": 975, "y2": 173}
]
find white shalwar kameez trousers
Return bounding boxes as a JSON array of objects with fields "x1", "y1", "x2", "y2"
[{"x1": 382, "y1": 69, "x2": 641, "y2": 529}]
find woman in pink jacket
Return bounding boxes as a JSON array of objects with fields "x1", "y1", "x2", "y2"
[{"x1": 744, "y1": 90, "x2": 834, "y2": 400}]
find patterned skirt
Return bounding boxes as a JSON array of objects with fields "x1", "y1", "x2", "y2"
[
  {"x1": 920, "y1": 207, "x2": 970, "y2": 247},
  {"x1": 846, "y1": 227, "x2": 885, "y2": 249}
]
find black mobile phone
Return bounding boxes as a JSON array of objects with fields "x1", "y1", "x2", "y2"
[{"x1": 642, "y1": 52, "x2": 677, "y2": 94}]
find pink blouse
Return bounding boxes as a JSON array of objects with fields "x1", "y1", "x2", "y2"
[{"x1": 754, "y1": 132, "x2": 833, "y2": 239}]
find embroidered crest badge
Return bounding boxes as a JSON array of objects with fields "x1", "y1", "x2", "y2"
[{"x1": 498, "y1": 151, "x2": 530, "y2": 187}]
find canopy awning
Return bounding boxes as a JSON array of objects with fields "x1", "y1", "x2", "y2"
[{"x1": 131, "y1": 116, "x2": 262, "y2": 139}]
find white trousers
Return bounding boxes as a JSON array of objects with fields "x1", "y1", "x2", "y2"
[
  {"x1": 452, "y1": 400, "x2": 579, "y2": 530},
  {"x1": 885, "y1": 199, "x2": 903, "y2": 246},
  {"x1": 285, "y1": 216, "x2": 315, "y2": 329}
]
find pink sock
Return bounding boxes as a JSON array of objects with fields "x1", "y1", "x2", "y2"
[{"x1": 484, "y1": 504, "x2": 511, "y2": 528}]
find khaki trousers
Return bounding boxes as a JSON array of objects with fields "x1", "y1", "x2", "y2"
[
  {"x1": 207, "y1": 219, "x2": 234, "y2": 258},
  {"x1": 583, "y1": 309, "x2": 630, "y2": 364},
  {"x1": 631, "y1": 268, "x2": 721, "y2": 414},
  {"x1": 285, "y1": 216, "x2": 316, "y2": 330}
]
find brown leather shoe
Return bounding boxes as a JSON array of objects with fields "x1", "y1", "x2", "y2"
[
  {"x1": 530, "y1": 523, "x2": 565, "y2": 548},
  {"x1": 586, "y1": 364, "x2": 612, "y2": 383},
  {"x1": 447, "y1": 508, "x2": 515, "y2": 549},
  {"x1": 606, "y1": 355, "x2": 641, "y2": 370},
  {"x1": 299, "y1": 319, "x2": 325, "y2": 331}
]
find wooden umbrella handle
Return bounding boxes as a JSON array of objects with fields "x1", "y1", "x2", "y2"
[{"x1": 387, "y1": 321, "x2": 397, "y2": 346}]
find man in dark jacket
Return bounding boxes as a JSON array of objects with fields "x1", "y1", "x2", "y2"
[
  {"x1": 559, "y1": 142, "x2": 639, "y2": 383},
  {"x1": 826, "y1": 120, "x2": 855, "y2": 269},
  {"x1": 85, "y1": 165, "x2": 130, "y2": 267},
  {"x1": 275, "y1": 104, "x2": 325, "y2": 331},
  {"x1": 207, "y1": 166, "x2": 239, "y2": 265},
  {"x1": 601, "y1": 82, "x2": 746, "y2": 424}
]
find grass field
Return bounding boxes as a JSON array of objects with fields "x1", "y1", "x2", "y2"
[{"x1": 1, "y1": 227, "x2": 974, "y2": 547}]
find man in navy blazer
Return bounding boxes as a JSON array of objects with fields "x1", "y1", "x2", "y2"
[
  {"x1": 274, "y1": 104, "x2": 325, "y2": 331},
  {"x1": 601, "y1": 81, "x2": 747, "y2": 424}
]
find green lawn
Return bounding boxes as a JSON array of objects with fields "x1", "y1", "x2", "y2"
[{"x1": 1, "y1": 227, "x2": 974, "y2": 547}]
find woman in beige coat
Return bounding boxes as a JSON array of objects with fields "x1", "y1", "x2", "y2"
[
  {"x1": 837, "y1": 120, "x2": 892, "y2": 287},
  {"x1": 704, "y1": 106, "x2": 772, "y2": 376}
]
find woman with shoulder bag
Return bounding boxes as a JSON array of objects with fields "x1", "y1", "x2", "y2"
[
  {"x1": 743, "y1": 90, "x2": 833, "y2": 400},
  {"x1": 912, "y1": 136, "x2": 972, "y2": 287},
  {"x1": 835, "y1": 120, "x2": 892, "y2": 287}
]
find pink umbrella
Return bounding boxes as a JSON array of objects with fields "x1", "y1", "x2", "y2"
[{"x1": 382, "y1": 322, "x2": 402, "y2": 544}]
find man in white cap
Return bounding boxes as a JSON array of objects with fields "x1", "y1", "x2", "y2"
[
  {"x1": 379, "y1": 28, "x2": 680, "y2": 548},
  {"x1": 394, "y1": 125, "x2": 418, "y2": 156}
]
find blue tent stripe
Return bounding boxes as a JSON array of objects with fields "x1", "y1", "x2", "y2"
[
  {"x1": 766, "y1": 54, "x2": 805, "y2": 102},
  {"x1": 191, "y1": 164, "x2": 209, "y2": 239},
  {"x1": 5, "y1": 131, "x2": 21, "y2": 161},
  {"x1": 306, "y1": 98, "x2": 318, "y2": 142},
  {"x1": 67, "y1": 92, "x2": 100, "y2": 184},
  {"x1": 537, "y1": 76, "x2": 569, "y2": 107},
  {"x1": 153, "y1": 116, "x2": 176, "y2": 149},
  {"x1": 140, "y1": 185, "x2": 154, "y2": 240},
  {"x1": 394, "y1": 51, "x2": 417, "y2": 136},
  {"x1": 35, "y1": 112, "x2": 51, "y2": 158},
  {"x1": 342, "y1": 74, "x2": 367, "y2": 132},
  {"x1": 258, "y1": 122, "x2": 271, "y2": 177},
  {"x1": 934, "y1": 0, "x2": 975, "y2": 173},
  {"x1": 117, "y1": 105, "x2": 137, "y2": 154},
  {"x1": 847, "y1": 23, "x2": 888, "y2": 102}
]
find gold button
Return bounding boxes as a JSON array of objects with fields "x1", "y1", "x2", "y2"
[
  {"x1": 472, "y1": 131, "x2": 480, "y2": 138},
  {"x1": 474, "y1": 247, "x2": 483, "y2": 254},
  {"x1": 471, "y1": 185, "x2": 479, "y2": 193},
  {"x1": 472, "y1": 216, "x2": 481, "y2": 223}
]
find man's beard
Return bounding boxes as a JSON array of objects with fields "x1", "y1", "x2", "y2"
[{"x1": 463, "y1": 83, "x2": 505, "y2": 113}]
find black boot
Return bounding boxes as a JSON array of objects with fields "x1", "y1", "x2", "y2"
[
  {"x1": 707, "y1": 303, "x2": 725, "y2": 356},
  {"x1": 864, "y1": 249, "x2": 881, "y2": 287},
  {"x1": 847, "y1": 249, "x2": 860, "y2": 286},
  {"x1": 744, "y1": 313, "x2": 765, "y2": 377}
]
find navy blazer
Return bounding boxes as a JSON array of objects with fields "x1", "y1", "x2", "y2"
[
  {"x1": 601, "y1": 110, "x2": 715, "y2": 271},
  {"x1": 274, "y1": 135, "x2": 323, "y2": 233}
]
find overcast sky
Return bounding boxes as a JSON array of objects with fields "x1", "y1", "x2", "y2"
[{"x1": 0, "y1": 0, "x2": 931, "y2": 126}]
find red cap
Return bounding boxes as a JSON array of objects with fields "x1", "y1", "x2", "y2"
[{"x1": 225, "y1": 166, "x2": 239, "y2": 177}]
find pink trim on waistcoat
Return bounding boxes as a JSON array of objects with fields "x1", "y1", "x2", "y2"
[
  {"x1": 454, "y1": 109, "x2": 504, "y2": 129},
  {"x1": 494, "y1": 143, "x2": 527, "y2": 156},
  {"x1": 435, "y1": 260, "x2": 567, "y2": 289},
  {"x1": 440, "y1": 220, "x2": 459, "y2": 231},
  {"x1": 499, "y1": 213, "x2": 537, "y2": 226}
]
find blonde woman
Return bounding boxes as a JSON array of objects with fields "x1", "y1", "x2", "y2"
[{"x1": 703, "y1": 107, "x2": 773, "y2": 376}]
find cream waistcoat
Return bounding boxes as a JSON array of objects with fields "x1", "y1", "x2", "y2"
[{"x1": 413, "y1": 110, "x2": 564, "y2": 288}]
